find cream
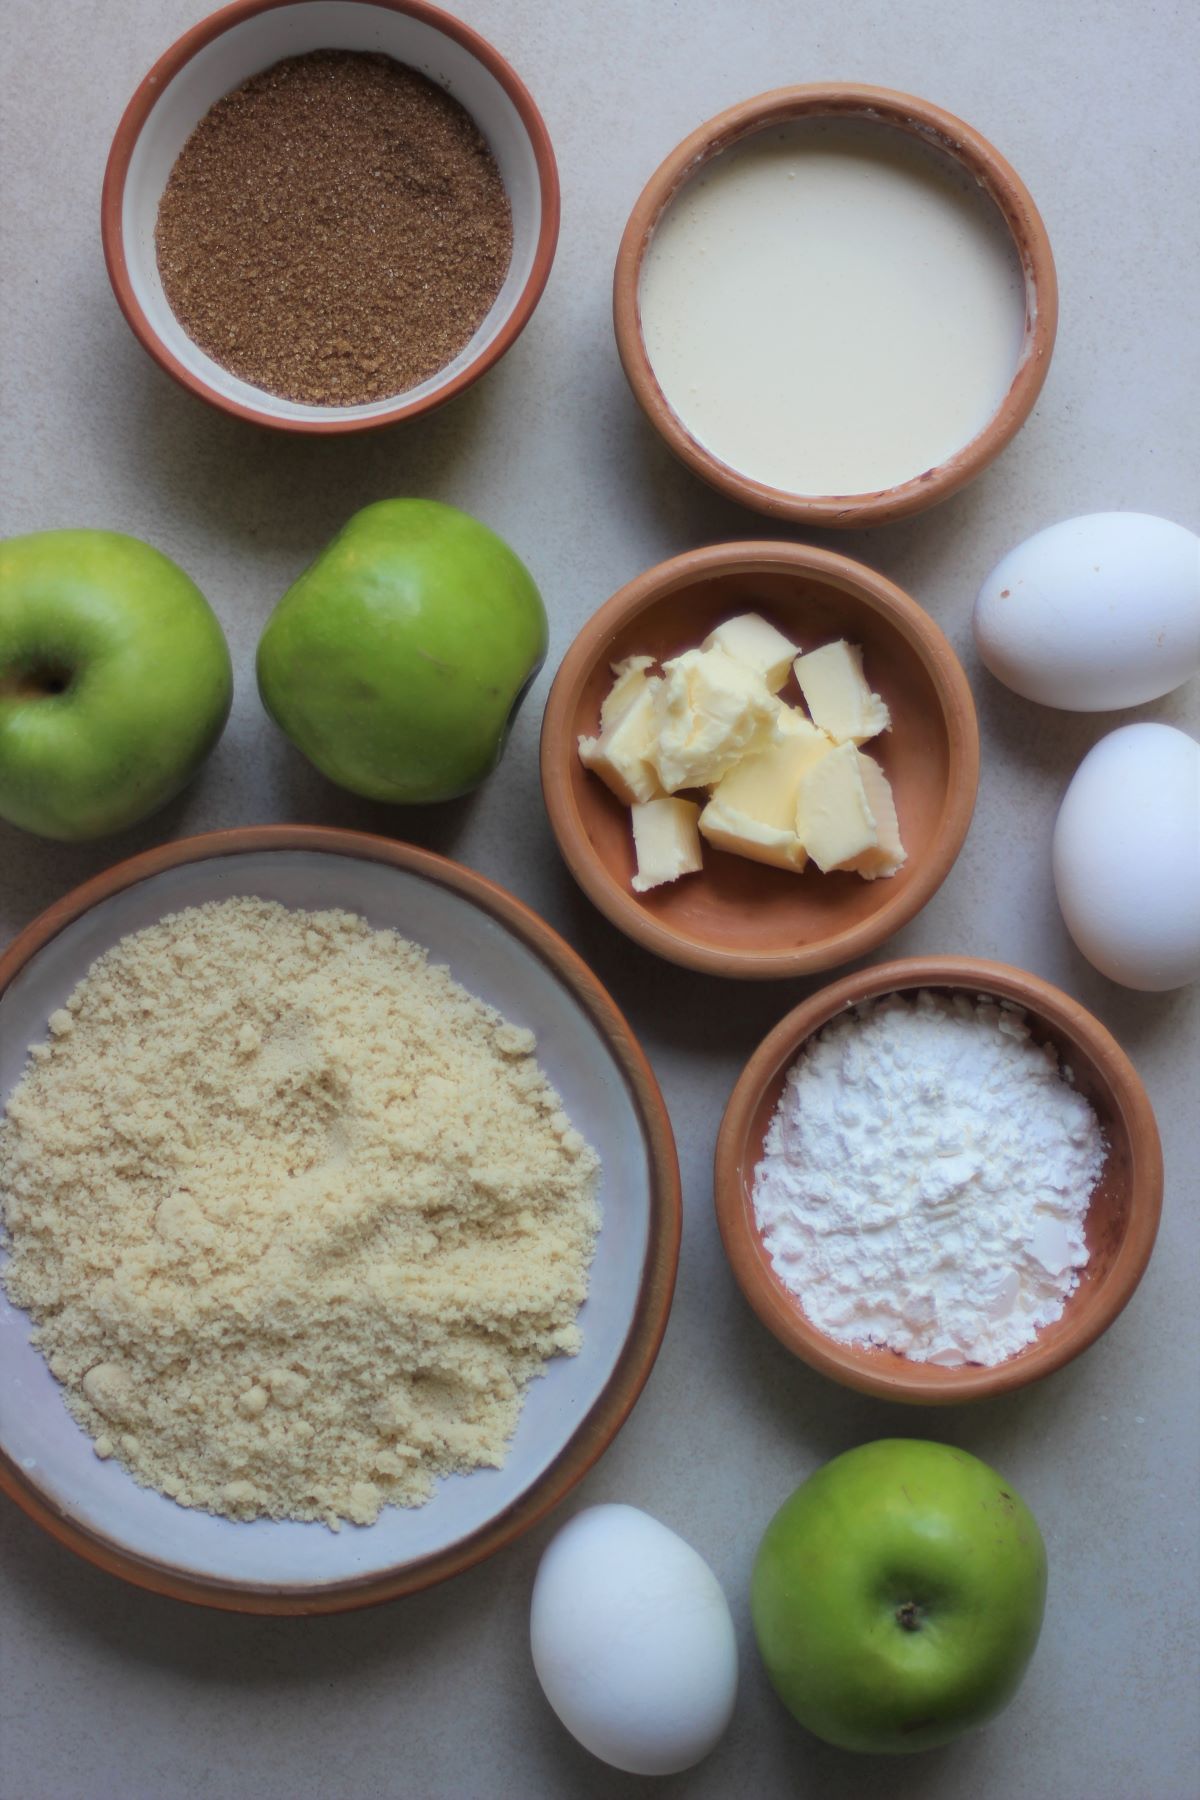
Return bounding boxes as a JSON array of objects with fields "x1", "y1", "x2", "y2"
[{"x1": 638, "y1": 119, "x2": 1028, "y2": 496}]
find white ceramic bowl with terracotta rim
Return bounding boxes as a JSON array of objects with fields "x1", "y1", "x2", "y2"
[
  {"x1": 715, "y1": 956, "x2": 1163, "y2": 1403},
  {"x1": 0, "y1": 827, "x2": 680, "y2": 1614},
  {"x1": 614, "y1": 83, "x2": 1058, "y2": 528},
  {"x1": 101, "y1": 0, "x2": 560, "y2": 433},
  {"x1": 540, "y1": 541, "x2": 979, "y2": 980}
]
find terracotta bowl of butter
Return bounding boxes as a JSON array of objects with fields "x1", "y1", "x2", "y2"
[
  {"x1": 101, "y1": 0, "x2": 560, "y2": 433},
  {"x1": 614, "y1": 83, "x2": 1058, "y2": 528},
  {"x1": 540, "y1": 541, "x2": 979, "y2": 980},
  {"x1": 715, "y1": 956, "x2": 1164, "y2": 1404}
]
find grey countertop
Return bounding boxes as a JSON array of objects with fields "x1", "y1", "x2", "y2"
[{"x1": 2, "y1": 1, "x2": 1198, "y2": 1796}]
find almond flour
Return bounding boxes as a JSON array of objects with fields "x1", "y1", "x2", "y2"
[{"x1": 0, "y1": 899, "x2": 599, "y2": 1528}]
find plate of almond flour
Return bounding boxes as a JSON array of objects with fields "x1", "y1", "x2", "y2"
[{"x1": 0, "y1": 829, "x2": 680, "y2": 1612}]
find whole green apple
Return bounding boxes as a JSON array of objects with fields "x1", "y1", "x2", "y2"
[
  {"x1": 752, "y1": 1439, "x2": 1047, "y2": 1754},
  {"x1": 0, "y1": 530, "x2": 233, "y2": 841},
  {"x1": 256, "y1": 499, "x2": 548, "y2": 804}
]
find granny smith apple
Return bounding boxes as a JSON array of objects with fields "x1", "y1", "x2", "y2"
[
  {"x1": 0, "y1": 529, "x2": 233, "y2": 841},
  {"x1": 752, "y1": 1439, "x2": 1047, "y2": 1754},
  {"x1": 256, "y1": 499, "x2": 548, "y2": 804}
]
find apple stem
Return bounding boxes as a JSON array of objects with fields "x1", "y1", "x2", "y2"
[{"x1": 897, "y1": 1601, "x2": 921, "y2": 1632}]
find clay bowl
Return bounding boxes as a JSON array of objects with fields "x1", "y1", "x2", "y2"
[
  {"x1": 102, "y1": 0, "x2": 559, "y2": 433},
  {"x1": 540, "y1": 542, "x2": 979, "y2": 980},
  {"x1": 0, "y1": 828, "x2": 680, "y2": 1613},
  {"x1": 614, "y1": 83, "x2": 1057, "y2": 527},
  {"x1": 715, "y1": 956, "x2": 1163, "y2": 1403}
]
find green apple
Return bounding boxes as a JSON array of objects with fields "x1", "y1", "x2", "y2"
[
  {"x1": 752, "y1": 1439, "x2": 1047, "y2": 1754},
  {"x1": 0, "y1": 530, "x2": 233, "y2": 842},
  {"x1": 256, "y1": 499, "x2": 548, "y2": 804}
]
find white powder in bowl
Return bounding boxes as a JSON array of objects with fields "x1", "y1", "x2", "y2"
[
  {"x1": 752, "y1": 990, "x2": 1105, "y2": 1366},
  {"x1": 0, "y1": 899, "x2": 599, "y2": 1528}
]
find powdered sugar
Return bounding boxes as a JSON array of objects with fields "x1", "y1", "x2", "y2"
[{"x1": 752, "y1": 990, "x2": 1106, "y2": 1366}]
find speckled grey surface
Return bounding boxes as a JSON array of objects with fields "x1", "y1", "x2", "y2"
[{"x1": 1, "y1": 1, "x2": 1198, "y2": 1796}]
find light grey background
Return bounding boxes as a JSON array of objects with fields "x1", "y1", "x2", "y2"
[{"x1": 1, "y1": 1, "x2": 1197, "y2": 1796}]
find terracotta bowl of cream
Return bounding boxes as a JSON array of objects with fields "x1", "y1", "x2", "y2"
[
  {"x1": 614, "y1": 83, "x2": 1057, "y2": 527},
  {"x1": 101, "y1": 0, "x2": 559, "y2": 433},
  {"x1": 0, "y1": 828, "x2": 680, "y2": 1613},
  {"x1": 540, "y1": 542, "x2": 979, "y2": 979},
  {"x1": 715, "y1": 956, "x2": 1163, "y2": 1403}
]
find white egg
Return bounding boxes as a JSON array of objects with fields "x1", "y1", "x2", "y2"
[
  {"x1": 974, "y1": 513, "x2": 1200, "y2": 710},
  {"x1": 529, "y1": 1504, "x2": 737, "y2": 1775},
  {"x1": 1053, "y1": 723, "x2": 1200, "y2": 990}
]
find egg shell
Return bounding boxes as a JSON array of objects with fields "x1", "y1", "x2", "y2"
[
  {"x1": 1053, "y1": 723, "x2": 1200, "y2": 990},
  {"x1": 529, "y1": 1503, "x2": 738, "y2": 1776},
  {"x1": 974, "y1": 513, "x2": 1200, "y2": 710}
]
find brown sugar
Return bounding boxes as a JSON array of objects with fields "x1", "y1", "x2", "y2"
[{"x1": 155, "y1": 50, "x2": 514, "y2": 406}]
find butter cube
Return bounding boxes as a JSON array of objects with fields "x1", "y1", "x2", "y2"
[
  {"x1": 578, "y1": 679, "x2": 664, "y2": 805},
  {"x1": 650, "y1": 647, "x2": 778, "y2": 792},
  {"x1": 630, "y1": 797, "x2": 703, "y2": 893},
  {"x1": 699, "y1": 706, "x2": 833, "y2": 871},
  {"x1": 846, "y1": 753, "x2": 906, "y2": 880},
  {"x1": 792, "y1": 640, "x2": 891, "y2": 744},
  {"x1": 711, "y1": 707, "x2": 832, "y2": 826},
  {"x1": 699, "y1": 799, "x2": 806, "y2": 872},
  {"x1": 796, "y1": 741, "x2": 880, "y2": 872},
  {"x1": 600, "y1": 655, "x2": 657, "y2": 731},
  {"x1": 701, "y1": 613, "x2": 799, "y2": 693}
]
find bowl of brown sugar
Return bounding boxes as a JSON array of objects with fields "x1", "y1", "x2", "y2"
[{"x1": 102, "y1": 0, "x2": 560, "y2": 431}]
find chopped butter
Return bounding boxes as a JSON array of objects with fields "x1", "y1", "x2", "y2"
[
  {"x1": 701, "y1": 612, "x2": 799, "y2": 692},
  {"x1": 600, "y1": 655, "x2": 657, "y2": 731},
  {"x1": 575, "y1": 619, "x2": 903, "y2": 891},
  {"x1": 578, "y1": 678, "x2": 664, "y2": 805},
  {"x1": 710, "y1": 707, "x2": 832, "y2": 827},
  {"x1": 700, "y1": 706, "x2": 833, "y2": 871},
  {"x1": 796, "y1": 741, "x2": 880, "y2": 871},
  {"x1": 699, "y1": 799, "x2": 806, "y2": 871},
  {"x1": 631, "y1": 796, "x2": 703, "y2": 893},
  {"x1": 792, "y1": 640, "x2": 891, "y2": 744},
  {"x1": 846, "y1": 752, "x2": 906, "y2": 880},
  {"x1": 649, "y1": 646, "x2": 778, "y2": 792}
]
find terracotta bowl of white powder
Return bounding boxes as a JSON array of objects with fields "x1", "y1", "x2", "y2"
[
  {"x1": 0, "y1": 828, "x2": 680, "y2": 1612},
  {"x1": 715, "y1": 955, "x2": 1162, "y2": 1403}
]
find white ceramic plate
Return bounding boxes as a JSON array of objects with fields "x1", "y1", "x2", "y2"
[{"x1": 0, "y1": 830, "x2": 679, "y2": 1612}]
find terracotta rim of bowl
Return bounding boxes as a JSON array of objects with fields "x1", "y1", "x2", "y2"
[
  {"x1": 613, "y1": 82, "x2": 1058, "y2": 527},
  {"x1": 101, "y1": 0, "x2": 561, "y2": 434},
  {"x1": 714, "y1": 955, "x2": 1163, "y2": 1402},
  {"x1": 0, "y1": 827, "x2": 681, "y2": 1614},
  {"x1": 540, "y1": 540, "x2": 980, "y2": 979}
]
